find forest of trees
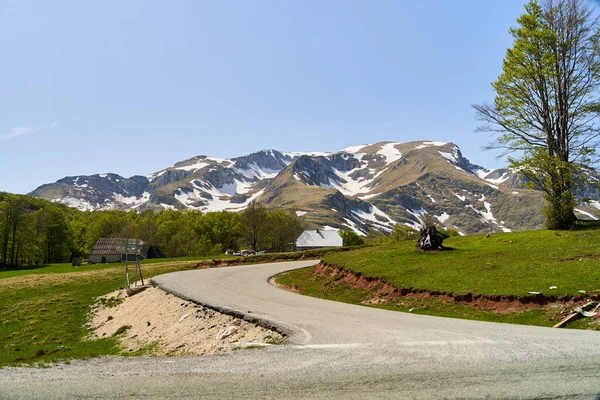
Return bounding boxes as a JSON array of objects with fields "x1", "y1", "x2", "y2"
[
  {"x1": 0, "y1": 193, "x2": 304, "y2": 268},
  {"x1": 0, "y1": 192, "x2": 434, "y2": 269}
]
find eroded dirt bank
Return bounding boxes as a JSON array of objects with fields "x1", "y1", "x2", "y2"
[
  {"x1": 301, "y1": 263, "x2": 599, "y2": 314},
  {"x1": 88, "y1": 286, "x2": 283, "y2": 356}
]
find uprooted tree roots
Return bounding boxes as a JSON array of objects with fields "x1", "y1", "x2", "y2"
[{"x1": 416, "y1": 216, "x2": 449, "y2": 251}]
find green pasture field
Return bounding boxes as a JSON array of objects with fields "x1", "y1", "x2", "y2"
[{"x1": 322, "y1": 229, "x2": 600, "y2": 297}]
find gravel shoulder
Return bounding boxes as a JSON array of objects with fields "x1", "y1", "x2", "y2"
[{"x1": 88, "y1": 286, "x2": 283, "y2": 356}]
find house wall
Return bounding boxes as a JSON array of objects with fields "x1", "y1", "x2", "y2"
[{"x1": 89, "y1": 254, "x2": 121, "y2": 264}]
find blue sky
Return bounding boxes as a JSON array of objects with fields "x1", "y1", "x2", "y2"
[{"x1": 1, "y1": 0, "x2": 533, "y2": 194}]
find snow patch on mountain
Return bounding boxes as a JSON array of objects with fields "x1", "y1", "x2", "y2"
[
  {"x1": 330, "y1": 166, "x2": 383, "y2": 196},
  {"x1": 439, "y1": 151, "x2": 457, "y2": 164},
  {"x1": 359, "y1": 193, "x2": 379, "y2": 200},
  {"x1": 218, "y1": 179, "x2": 254, "y2": 195},
  {"x1": 343, "y1": 217, "x2": 368, "y2": 236},
  {"x1": 175, "y1": 162, "x2": 210, "y2": 172},
  {"x1": 114, "y1": 192, "x2": 151, "y2": 207},
  {"x1": 176, "y1": 180, "x2": 266, "y2": 212},
  {"x1": 481, "y1": 202, "x2": 495, "y2": 221},
  {"x1": 575, "y1": 208, "x2": 598, "y2": 220},
  {"x1": 234, "y1": 163, "x2": 280, "y2": 180},
  {"x1": 206, "y1": 157, "x2": 233, "y2": 166},
  {"x1": 283, "y1": 151, "x2": 331, "y2": 158},
  {"x1": 485, "y1": 173, "x2": 511, "y2": 185},
  {"x1": 474, "y1": 168, "x2": 512, "y2": 185},
  {"x1": 435, "y1": 212, "x2": 450, "y2": 223},
  {"x1": 56, "y1": 197, "x2": 97, "y2": 212},
  {"x1": 148, "y1": 170, "x2": 165, "y2": 182},
  {"x1": 415, "y1": 141, "x2": 448, "y2": 149},
  {"x1": 588, "y1": 200, "x2": 600, "y2": 209},
  {"x1": 465, "y1": 202, "x2": 511, "y2": 232},
  {"x1": 405, "y1": 208, "x2": 426, "y2": 229},
  {"x1": 350, "y1": 205, "x2": 396, "y2": 231},
  {"x1": 340, "y1": 144, "x2": 368, "y2": 154},
  {"x1": 377, "y1": 143, "x2": 403, "y2": 164},
  {"x1": 453, "y1": 192, "x2": 466, "y2": 202},
  {"x1": 474, "y1": 169, "x2": 491, "y2": 179}
]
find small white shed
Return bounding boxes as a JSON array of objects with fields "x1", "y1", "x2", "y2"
[{"x1": 295, "y1": 229, "x2": 343, "y2": 251}]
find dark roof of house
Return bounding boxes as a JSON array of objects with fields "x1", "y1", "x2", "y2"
[
  {"x1": 89, "y1": 238, "x2": 143, "y2": 256},
  {"x1": 295, "y1": 230, "x2": 342, "y2": 248}
]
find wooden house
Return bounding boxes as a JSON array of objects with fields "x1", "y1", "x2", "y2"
[{"x1": 89, "y1": 238, "x2": 143, "y2": 263}]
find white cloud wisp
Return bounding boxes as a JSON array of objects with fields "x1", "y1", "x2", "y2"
[{"x1": 1, "y1": 121, "x2": 57, "y2": 141}]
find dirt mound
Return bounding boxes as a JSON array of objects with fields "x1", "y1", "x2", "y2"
[{"x1": 88, "y1": 286, "x2": 283, "y2": 356}]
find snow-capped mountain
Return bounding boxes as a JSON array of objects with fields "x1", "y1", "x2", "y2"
[{"x1": 28, "y1": 140, "x2": 600, "y2": 235}]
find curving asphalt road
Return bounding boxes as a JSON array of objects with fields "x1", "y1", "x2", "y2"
[{"x1": 2, "y1": 260, "x2": 600, "y2": 399}]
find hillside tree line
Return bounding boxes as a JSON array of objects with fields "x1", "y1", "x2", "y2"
[{"x1": 0, "y1": 194, "x2": 304, "y2": 268}]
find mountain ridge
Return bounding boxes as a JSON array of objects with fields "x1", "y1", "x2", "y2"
[{"x1": 28, "y1": 140, "x2": 600, "y2": 235}]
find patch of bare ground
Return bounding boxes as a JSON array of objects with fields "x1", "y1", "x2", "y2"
[
  {"x1": 88, "y1": 286, "x2": 283, "y2": 356},
  {"x1": 309, "y1": 263, "x2": 599, "y2": 315}
]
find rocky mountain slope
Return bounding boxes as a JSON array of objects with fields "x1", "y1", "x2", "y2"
[{"x1": 29, "y1": 140, "x2": 600, "y2": 235}]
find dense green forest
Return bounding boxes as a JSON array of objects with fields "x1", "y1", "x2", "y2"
[{"x1": 0, "y1": 193, "x2": 304, "y2": 268}]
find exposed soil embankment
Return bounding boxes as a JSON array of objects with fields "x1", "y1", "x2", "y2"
[{"x1": 303, "y1": 263, "x2": 598, "y2": 314}]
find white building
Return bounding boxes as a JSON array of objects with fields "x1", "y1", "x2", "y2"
[{"x1": 295, "y1": 229, "x2": 343, "y2": 251}]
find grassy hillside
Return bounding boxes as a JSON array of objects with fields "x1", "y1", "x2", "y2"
[
  {"x1": 276, "y1": 226, "x2": 600, "y2": 329},
  {"x1": 321, "y1": 229, "x2": 600, "y2": 297}
]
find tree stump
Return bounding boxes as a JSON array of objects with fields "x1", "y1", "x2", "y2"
[{"x1": 416, "y1": 226, "x2": 449, "y2": 251}]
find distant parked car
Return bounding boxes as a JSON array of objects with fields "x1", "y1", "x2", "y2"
[{"x1": 225, "y1": 249, "x2": 257, "y2": 256}]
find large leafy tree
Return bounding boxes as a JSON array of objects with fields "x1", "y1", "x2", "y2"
[
  {"x1": 473, "y1": 0, "x2": 600, "y2": 229},
  {"x1": 240, "y1": 201, "x2": 269, "y2": 251},
  {"x1": 339, "y1": 228, "x2": 364, "y2": 247},
  {"x1": 265, "y1": 209, "x2": 305, "y2": 252}
]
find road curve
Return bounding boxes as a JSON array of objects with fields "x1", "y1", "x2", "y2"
[
  {"x1": 152, "y1": 260, "x2": 600, "y2": 359},
  {"x1": 2, "y1": 260, "x2": 600, "y2": 399}
]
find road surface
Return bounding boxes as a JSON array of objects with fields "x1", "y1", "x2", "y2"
[{"x1": 2, "y1": 260, "x2": 600, "y2": 399}]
